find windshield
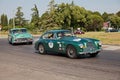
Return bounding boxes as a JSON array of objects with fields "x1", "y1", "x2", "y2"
[
  {"x1": 57, "y1": 31, "x2": 73, "y2": 38},
  {"x1": 12, "y1": 29, "x2": 27, "y2": 34}
]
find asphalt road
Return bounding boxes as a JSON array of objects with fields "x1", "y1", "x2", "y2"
[{"x1": 0, "y1": 38, "x2": 120, "y2": 80}]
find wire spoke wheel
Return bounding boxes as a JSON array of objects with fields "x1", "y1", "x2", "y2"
[
  {"x1": 38, "y1": 44, "x2": 45, "y2": 54},
  {"x1": 67, "y1": 45, "x2": 77, "y2": 59}
]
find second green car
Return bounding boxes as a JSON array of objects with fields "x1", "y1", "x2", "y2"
[{"x1": 8, "y1": 28, "x2": 33, "y2": 45}]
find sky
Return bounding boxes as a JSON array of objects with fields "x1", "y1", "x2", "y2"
[{"x1": 0, "y1": 0, "x2": 120, "y2": 20}]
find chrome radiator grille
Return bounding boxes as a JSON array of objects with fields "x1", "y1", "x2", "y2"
[
  {"x1": 17, "y1": 38, "x2": 28, "y2": 41},
  {"x1": 87, "y1": 42, "x2": 96, "y2": 48},
  {"x1": 83, "y1": 42, "x2": 96, "y2": 52}
]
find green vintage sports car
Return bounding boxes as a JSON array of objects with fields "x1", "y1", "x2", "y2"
[
  {"x1": 35, "y1": 30, "x2": 102, "y2": 58},
  {"x1": 8, "y1": 28, "x2": 33, "y2": 44}
]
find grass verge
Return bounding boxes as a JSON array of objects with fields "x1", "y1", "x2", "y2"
[{"x1": 77, "y1": 32, "x2": 120, "y2": 45}]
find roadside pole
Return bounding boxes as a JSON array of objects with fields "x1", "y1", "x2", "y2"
[
  {"x1": 71, "y1": 27, "x2": 74, "y2": 36},
  {"x1": 0, "y1": 27, "x2": 1, "y2": 38},
  {"x1": 13, "y1": 10, "x2": 15, "y2": 28}
]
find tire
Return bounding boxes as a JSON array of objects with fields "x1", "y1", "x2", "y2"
[
  {"x1": 11, "y1": 39, "x2": 14, "y2": 45},
  {"x1": 30, "y1": 42, "x2": 33, "y2": 44},
  {"x1": 11, "y1": 42, "x2": 15, "y2": 45},
  {"x1": 8, "y1": 40, "x2": 11, "y2": 44},
  {"x1": 8, "y1": 37, "x2": 11, "y2": 44},
  {"x1": 66, "y1": 45, "x2": 77, "y2": 59},
  {"x1": 38, "y1": 44, "x2": 46, "y2": 54},
  {"x1": 89, "y1": 52, "x2": 99, "y2": 57},
  {"x1": 28, "y1": 42, "x2": 33, "y2": 45}
]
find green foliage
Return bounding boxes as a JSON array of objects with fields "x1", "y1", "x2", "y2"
[
  {"x1": 85, "y1": 13, "x2": 104, "y2": 31},
  {"x1": 0, "y1": 14, "x2": 8, "y2": 28},
  {"x1": 31, "y1": 4, "x2": 40, "y2": 30},
  {"x1": 15, "y1": 7, "x2": 24, "y2": 26},
  {"x1": 14, "y1": 6, "x2": 29, "y2": 28},
  {"x1": 0, "y1": 0, "x2": 120, "y2": 32},
  {"x1": 116, "y1": 11, "x2": 120, "y2": 17},
  {"x1": 0, "y1": 14, "x2": 8, "y2": 31},
  {"x1": 108, "y1": 15, "x2": 120, "y2": 29},
  {"x1": 102, "y1": 12, "x2": 109, "y2": 21},
  {"x1": 9, "y1": 18, "x2": 14, "y2": 27},
  {"x1": 39, "y1": 1, "x2": 104, "y2": 31}
]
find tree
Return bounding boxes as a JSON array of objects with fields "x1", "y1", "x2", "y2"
[
  {"x1": 55, "y1": 2, "x2": 87, "y2": 30},
  {"x1": 0, "y1": 14, "x2": 8, "y2": 26},
  {"x1": 0, "y1": 14, "x2": 8, "y2": 31},
  {"x1": 9, "y1": 18, "x2": 14, "y2": 29},
  {"x1": 102, "y1": 12, "x2": 109, "y2": 22},
  {"x1": 57, "y1": 3, "x2": 72, "y2": 29},
  {"x1": 71, "y1": 6, "x2": 87, "y2": 30},
  {"x1": 48, "y1": 0, "x2": 56, "y2": 14},
  {"x1": 108, "y1": 15, "x2": 120, "y2": 29},
  {"x1": 31, "y1": 4, "x2": 40, "y2": 30},
  {"x1": 15, "y1": 6, "x2": 26, "y2": 27},
  {"x1": 39, "y1": 0, "x2": 58, "y2": 31},
  {"x1": 116, "y1": 11, "x2": 120, "y2": 17},
  {"x1": 39, "y1": 1, "x2": 108, "y2": 31},
  {"x1": 85, "y1": 14, "x2": 104, "y2": 31},
  {"x1": 93, "y1": 11, "x2": 101, "y2": 16}
]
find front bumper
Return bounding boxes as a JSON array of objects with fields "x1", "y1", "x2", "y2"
[
  {"x1": 13, "y1": 38, "x2": 33, "y2": 44},
  {"x1": 78, "y1": 49, "x2": 101, "y2": 55}
]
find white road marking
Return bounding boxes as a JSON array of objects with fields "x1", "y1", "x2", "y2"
[{"x1": 103, "y1": 45, "x2": 120, "y2": 50}]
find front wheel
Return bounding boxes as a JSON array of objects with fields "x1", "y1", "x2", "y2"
[
  {"x1": 8, "y1": 37, "x2": 11, "y2": 44},
  {"x1": 38, "y1": 44, "x2": 46, "y2": 54},
  {"x1": 66, "y1": 45, "x2": 77, "y2": 59}
]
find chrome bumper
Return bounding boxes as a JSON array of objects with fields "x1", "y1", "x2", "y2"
[{"x1": 79, "y1": 49, "x2": 101, "y2": 54}]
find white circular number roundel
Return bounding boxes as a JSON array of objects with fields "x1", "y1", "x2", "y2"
[{"x1": 48, "y1": 42, "x2": 54, "y2": 48}]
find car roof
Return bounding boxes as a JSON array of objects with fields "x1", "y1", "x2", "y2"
[
  {"x1": 10, "y1": 28, "x2": 27, "y2": 31},
  {"x1": 46, "y1": 30, "x2": 70, "y2": 33}
]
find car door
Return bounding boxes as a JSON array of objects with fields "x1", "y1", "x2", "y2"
[
  {"x1": 47, "y1": 37, "x2": 64, "y2": 53},
  {"x1": 42, "y1": 32, "x2": 65, "y2": 53},
  {"x1": 52, "y1": 32, "x2": 66, "y2": 53},
  {"x1": 41, "y1": 32, "x2": 56, "y2": 52}
]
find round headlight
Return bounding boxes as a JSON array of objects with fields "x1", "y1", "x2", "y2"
[
  {"x1": 79, "y1": 44, "x2": 84, "y2": 48},
  {"x1": 95, "y1": 41, "x2": 102, "y2": 46},
  {"x1": 98, "y1": 41, "x2": 102, "y2": 46}
]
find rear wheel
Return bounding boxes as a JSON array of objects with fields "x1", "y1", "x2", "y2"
[
  {"x1": 28, "y1": 42, "x2": 33, "y2": 45},
  {"x1": 38, "y1": 44, "x2": 46, "y2": 54},
  {"x1": 66, "y1": 45, "x2": 77, "y2": 59}
]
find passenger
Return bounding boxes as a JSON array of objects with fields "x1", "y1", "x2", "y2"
[
  {"x1": 48, "y1": 33, "x2": 54, "y2": 39},
  {"x1": 57, "y1": 33, "x2": 64, "y2": 38}
]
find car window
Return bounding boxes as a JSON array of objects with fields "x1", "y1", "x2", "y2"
[
  {"x1": 42, "y1": 32, "x2": 55, "y2": 39},
  {"x1": 57, "y1": 31, "x2": 72, "y2": 38},
  {"x1": 12, "y1": 30, "x2": 18, "y2": 34},
  {"x1": 64, "y1": 31, "x2": 72, "y2": 36},
  {"x1": 57, "y1": 32, "x2": 64, "y2": 38},
  {"x1": 21, "y1": 29, "x2": 27, "y2": 33}
]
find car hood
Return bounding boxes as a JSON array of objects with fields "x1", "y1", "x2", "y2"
[
  {"x1": 61, "y1": 36, "x2": 98, "y2": 43},
  {"x1": 14, "y1": 33, "x2": 33, "y2": 38}
]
